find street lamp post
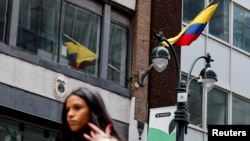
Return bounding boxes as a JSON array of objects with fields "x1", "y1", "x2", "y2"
[{"x1": 138, "y1": 31, "x2": 217, "y2": 141}]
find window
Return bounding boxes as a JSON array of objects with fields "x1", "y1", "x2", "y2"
[
  {"x1": 0, "y1": 118, "x2": 56, "y2": 141},
  {"x1": 108, "y1": 23, "x2": 128, "y2": 86},
  {"x1": 17, "y1": 0, "x2": 61, "y2": 61},
  {"x1": 207, "y1": 88, "x2": 228, "y2": 125},
  {"x1": 232, "y1": 94, "x2": 250, "y2": 124},
  {"x1": 0, "y1": 0, "x2": 8, "y2": 42},
  {"x1": 61, "y1": 2, "x2": 130, "y2": 86},
  {"x1": 209, "y1": 0, "x2": 229, "y2": 42},
  {"x1": 62, "y1": 2, "x2": 101, "y2": 76},
  {"x1": 0, "y1": 118, "x2": 19, "y2": 140},
  {"x1": 20, "y1": 125, "x2": 54, "y2": 141},
  {"x1": 233, "y1": 4, "x2": 250, "y2": 53}
]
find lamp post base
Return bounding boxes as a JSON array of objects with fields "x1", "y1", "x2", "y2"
[{"x1": 174, "y1": 103, "x2": 190, "y2": 141}]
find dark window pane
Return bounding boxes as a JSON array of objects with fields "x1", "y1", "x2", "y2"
[
  {"x1": 183, "y1": 0, "x2": 204, "y2": 23},
  {"x1": 233, "y1": 4, "x2": 250, "y2": 53},
  {"x1": 207, "y1": 88, "x2": 228, "y2": 125},
  {"x1": 108, "y1": 23, "x2": 128, "y2": 86},
  {"x1": 232, "y1": 95, "x2": 250, "y2": 124}
]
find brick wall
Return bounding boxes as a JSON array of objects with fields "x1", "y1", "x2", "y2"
[
  {"x1": 131, "y1": 0, "x2": 152, "y2": 122},
  {"x1": 149, "y1": 0, "x2": 182, "y2": 108},
  {"x1": 131, "y1": 0, "x2": 182, "y2": 122}
]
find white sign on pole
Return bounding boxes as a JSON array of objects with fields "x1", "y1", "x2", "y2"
[{"x1": 147, "y1": 106, "x2": 176, "y2": 141}]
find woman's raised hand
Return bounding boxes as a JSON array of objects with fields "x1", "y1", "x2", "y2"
[{"x1": 83, "y1": 123, "x2": 114, "y2": 141}]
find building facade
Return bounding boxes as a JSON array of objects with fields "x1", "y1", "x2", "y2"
[
  {"x1": 135, "y1": 0, "x2": 250, "y2": 141},
  {"x1": 0, "y1": 0, "x2": 140, "y2": 140},
  {"x1": 181, "y1": 0, "x2": 250, "y2": 140}
]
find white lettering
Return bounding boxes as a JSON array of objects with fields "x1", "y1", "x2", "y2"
[
  {"x1": 212, "y1": 129, "x2": 219, "y2": 136},
  {"x1": 211, "y1": 129, "x2": 247, "y2": 136}
]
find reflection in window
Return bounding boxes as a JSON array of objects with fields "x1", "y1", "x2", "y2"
[
  {"x1": 232, "y1": 95, "x2": 250, "y2": 124},
  {"x1": 108, "y1": 23, "x2": 128, "y2": 86},
  {"x1": 233, "y1": 4, "x2": 250, "y2": 53},
  {"x1": 17, "y1": 0, "x2": 61, "y2": 61},
  {"x1": 0, "y1": 118, "x2": 56, "y2": 141},
  {"x1": 209, "y1": 0, "x2": 229, "y2": 42},
  {"x1": 62, "y1": 3, "x2": 100, "y2": 76},
  {"x1": 0, "y1": 0, "x2": 8, "y2": 42},
  {"x1": 207, "y1": 88, "x2": 228, "y2": 126},
  {"x1": 183, "y1": 0, "x2": 204, "y2": 23},
  {"x1": 0, "y1": 118, "x2": 19, "y2": 141}
]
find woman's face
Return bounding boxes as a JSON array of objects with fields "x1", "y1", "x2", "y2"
[{"x1": 66, "y1": 95, "x2": 90, "y2": 132}]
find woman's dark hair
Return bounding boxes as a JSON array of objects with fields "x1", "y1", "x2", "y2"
[{"x1": 56, "y1": 86, "x2": 124, "y2": 141}]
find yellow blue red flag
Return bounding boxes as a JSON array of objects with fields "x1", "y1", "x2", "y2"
[
  {"x1": 166, "y1": 3, "x2": 218, "y2": 47},
  {"x1": 64, "y1": 42, "x2": 96, "y2": 69}
]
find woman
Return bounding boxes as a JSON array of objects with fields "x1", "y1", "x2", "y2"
[{"x1": 56, "y1": 87, "x2": 124, "y2": 141}]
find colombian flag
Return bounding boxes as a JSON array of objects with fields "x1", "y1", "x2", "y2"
[
  {"x1": 64, "y1": 42, "x2": 96, "y2": 69},
  {"x1": 166, "y1": 3, "x2": 218, "y2": 47}
]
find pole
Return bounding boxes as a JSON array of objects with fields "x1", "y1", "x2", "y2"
[{"x1": 155, "y1": 32, "x2": 190, "y2": 141}]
